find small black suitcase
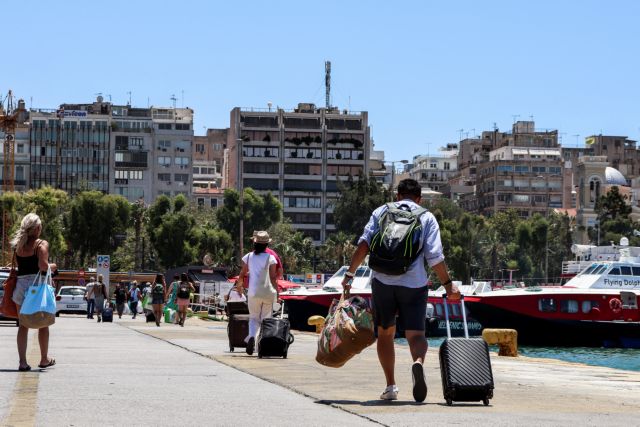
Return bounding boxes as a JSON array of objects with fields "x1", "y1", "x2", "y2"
[
  {"x1": 257, "y1": 306, "x2": 294, "y2": 359},
  {"x1": 102, "y1": 308, "x2": 113, "y2": 323},
  {"x1": 228, "y1": 314, "x2": 250, "y2": 352},
  {"x1": 439, "y1": 295, "x2": 494, "y2": 406},
  {"x1": 145, "y1": 311, "x2": 156, "y2": 323}
]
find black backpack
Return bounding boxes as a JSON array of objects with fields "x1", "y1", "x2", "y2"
[
  {"x1": 368, "y1": 203, "x2": 427, "y2": 275},
  {"x1": 177, "y1": 282, "x2": 190, "y2": 299},
  {"x1": 152, "y1": 283, "x2": 164, "y2": 296}
]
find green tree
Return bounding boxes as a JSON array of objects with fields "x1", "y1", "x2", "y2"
[
  {"x1": 318, "y1": 231, "x2": 357, "y2": 272},
  {"x1": 20, "y1": 187, "x2": 69, "y2": 263},
  {"x1": 268, "y1": 220, "x2": 314, "y2": 274},
  {"x1": 65, "y1": 191, "x2": 131, "y2": 265},
  {"x1": 333, "y1": 172, "x2": 389, "y2": 238},
  {"x1": 593, "y1": 186, "x2": 639, "y2": 245},
  {"x1": 216, "y1": 188, "x2": 282, "y2": 256}
]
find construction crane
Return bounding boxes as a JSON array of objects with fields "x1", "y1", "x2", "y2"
[{"x1": 0, "y1": 90, "x2": 23, "y2": 264}]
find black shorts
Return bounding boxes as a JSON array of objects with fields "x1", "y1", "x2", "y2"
[{"x1": 371, "y1": 278, "x2": 428, "y2": 331}]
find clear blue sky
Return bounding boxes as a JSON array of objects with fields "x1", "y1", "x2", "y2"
[{"x1": 4, "y1": 1, "x2": 640, "y2": 163}]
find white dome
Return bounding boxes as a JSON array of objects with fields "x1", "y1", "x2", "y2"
[{"x1": 605, "y1": 167, "x2": 627, "y2": 186}]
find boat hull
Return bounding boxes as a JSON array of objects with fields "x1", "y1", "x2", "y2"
[
  {"x1": 466, "y1": 300, "x2": 640, "y2": 348},
  {"x1": 282, "y1": 293, "x2": 482, "y2": 337}
]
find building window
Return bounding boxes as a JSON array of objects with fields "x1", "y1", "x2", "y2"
[
  {"x1": 158, "y1": 140, "x2": 171, "y2": 149},
  {"x1": 213, "y1": 143, "x2": 223, "y2": 151},
  {"x1": 174, "y1": 173, "x2": 189, "y2": 184},
  {"x1": 210, "y1": 199, "x2": 218, "y2": 208},
  {"x1": 197, "y1": 198, "x2": 205, "y2": 206},
  {"x1": 195, "y1": 144, "x2": 205, "y2": 153},
  {"x1": 430, "y1": 162, "x2": 437, "y2": 169},
  {"x1": 158, "y1": 173, "x2": 170, "y2": 181},
  {"x1": 130, "y1": 137, "x2": 143, "y2": 147},
  {"x1": 158, "y1": 156, "x2": 171, "y2": 167},
  {"x1": 443, "y1": 162, "x2": 450, "y2": 171},
  {"x1": 175, "y1": 123, "x2": 190, "y2": 130},
  {"x1": 175, "y1": 156, "x2": 189, "y2": 168},
  {"x1": 158, "y1": 123, "x2": 172, "y2": 130}
]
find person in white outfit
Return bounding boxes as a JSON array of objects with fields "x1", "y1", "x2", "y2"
[{"x1": 235, "y1": 230, "x2": 278, "y2": 355}]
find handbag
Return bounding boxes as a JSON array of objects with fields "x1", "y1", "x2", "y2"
[
  {"x1": 0, "y1": 251, "x2": 19, "y2": 319},
  {"x1": 316, "y1": 290, "x2": 376, "y2": 368},
  {"x1": 19, "y1": 268, "x2": 56, "y2": 329}
]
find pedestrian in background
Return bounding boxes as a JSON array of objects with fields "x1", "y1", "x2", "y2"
[
  {"x1": 128, "y1": 281, "x2": 141, "y2": 319},
  {"x1": 151, "y1": 274, "x2": 166, "y2": 327},
  {"x1": 114, "y1": 281, "x2": 127, "y2": 319},
  {"x1": 11, "y1": 213, "x2": 57, "y2": 371},
  {"x1": 236, "y1": 231, "x2": 278, "y2": 355},
  {"x1": 85, "y1": 276, "x2": 97, "y2": 319},
  {"x1": 93, "y1": 274, "x2": 108, "y2": 323},
  {"x1": 168, "y1": 273, "x2": 194, "y2": 327}
]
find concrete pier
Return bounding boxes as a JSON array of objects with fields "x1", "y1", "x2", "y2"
[{"x1": 1, "y1": 315, "x2": 639, "y2": 426}]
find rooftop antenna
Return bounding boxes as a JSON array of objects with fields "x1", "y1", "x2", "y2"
[
  {"x1": 529, "y1": 114, "x2": 534, "y2": 121},
  {"x1": 493, "y1": 122, "x2": 498, "y2": 131},
  {"x1": 170, "y1": 94, "x2": 177, "y2": 109},
  {"x1": 267, "y1": 101, "x2": 273, "y2": 112},
  {"x1": 512, "y1": 114, "x2": 520, "y2": 124},
  {"x1": 325, "y1": 60, "x2": 331, "y2": 110},
  {"x1": 126, "y1": 91, "x2": 131, "y2": 106},
  {"x1": 470, "y1": 128, "x2": 476, "y2": 138},
  {"x1": 458, "y1": 128, "x2": 464, "y2": 141},
  {"x1": 573, "y1": 134, "x2": 580, "y2": 147}
]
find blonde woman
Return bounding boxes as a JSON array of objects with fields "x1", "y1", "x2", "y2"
[{"x1": 11, "y1": 213, "x2": 57, "y2": 371}]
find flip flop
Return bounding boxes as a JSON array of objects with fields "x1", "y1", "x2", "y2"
[
  {"x1": 18, "y1": 365, "x2": 31, "y2": 372},
  {"x1": 38, "y1": 358, "x2": 56, "y2": 369}
]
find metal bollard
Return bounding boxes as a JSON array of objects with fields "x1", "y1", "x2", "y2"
[{"x1": 482, "y1": 328, "x2": 518, "y2": 357}]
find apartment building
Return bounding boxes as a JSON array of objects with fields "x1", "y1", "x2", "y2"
[
  {"x1": 227, "y1": 103, "x2": 370, "y2": 243},
  {"x1": 192, "y1": 128, "x2": 226, "y2": 207},
  {"x1": 410, "y1": 144, "x2": 458, "y2": 193},
  {"x1": 584, "y1": 135, "x2": 639, "y2": 180},
  {"x1": 28, "y1": 96, "x2": 193, "y2": 202},
  {"x1": 0, "y1": 99, "x2": 30, "y2": 192},
  {"x1": 456, "y1": 121, "x2": 563, "y2": 217}
]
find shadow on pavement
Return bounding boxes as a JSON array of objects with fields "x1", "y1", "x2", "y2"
[{"x1": 315, "y1": 399, "x2": 427, "y2": 407}]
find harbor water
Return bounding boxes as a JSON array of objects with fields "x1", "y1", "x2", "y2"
[{"x1": 396, "y1": 338, "x2": 640, "y2": 372}]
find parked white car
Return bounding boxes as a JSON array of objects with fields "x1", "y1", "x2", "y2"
[{"x1": 56, "y1": 286, "x2": 88, "y2": 316}]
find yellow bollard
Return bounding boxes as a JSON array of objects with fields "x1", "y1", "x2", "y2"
[
  {"x1": 482, "y1": 328, "x2": 518, "y2": 357},
  {"x1": 308, "y1": 315, "x2": 326, "y2": 333}
]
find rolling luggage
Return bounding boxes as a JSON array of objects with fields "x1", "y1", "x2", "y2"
[
  {"x1": 439, "y1": 295, "x2": 494, "y2": 406},
  {"x1": 102, "y1": 308, "x2": 113, "y2": 323},
  {"x1": 257, "y1": 304, "x2": 294, "y2": 359},
  {"x1": 228, "y1": 314, "x2": 249, "y2": 352},
  {"x1": 145, "y1": 311, "x2": 156, "y2": 323}
]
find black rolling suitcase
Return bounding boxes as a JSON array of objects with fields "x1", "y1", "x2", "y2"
[
  {"x1": 439, "y1": 295, "x2": 494, "y2": 406},
  {"x1": 145, "y1": 311, "x2": 156, "y2": 323},
  {"x1": 257, "y1": 304, "x2": 294, "y2": 359},
  {"x1": 102, "y1": 308, "x2": 113, "y2": 323},
  {"x1": 228, "y1": 314, "x2": 249, "y2": 352}
]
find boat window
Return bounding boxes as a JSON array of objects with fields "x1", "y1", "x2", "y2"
[
  {"x1": 633, "y1": 267, "x2": 640, "y2": 276},
  {"x1": 560, "y1": 300, "x2": 579, "y2": 314},
  {"x1": 355, "y1": 268, "x2": 368, "y2": 278},
  {"x1": 621, "y1": 266, "x2": 632, "y2": 275},
  {"x1": 608, "y1": 267, "x2": 621, "y2": 275},
  {"x1": 581, "y1": 300, "x2": 600, "y2": 314},
  {"x1": 581, "y1": 264, "x2": 599, "y2": 275},
  {"x1": 435, "y1": 304, "x2": 443, "y2": 316},
  {"x1": 593, "y1": 265, "x2": 608, "y2": 275},
  {"x1": 538, "y1": 298, "x2": 556, "y2": 312},
  {"x1": 451, "y1": 304, "x2": 460, "y2": 317}
]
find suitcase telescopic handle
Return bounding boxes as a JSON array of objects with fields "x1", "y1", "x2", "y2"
[{"x1": 442, "y1": 294, "x2": 469, "y2": 339}]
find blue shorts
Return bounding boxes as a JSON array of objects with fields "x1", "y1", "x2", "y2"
[{"x1": 371, "y1": 278, "x2": 428, "y2": 331}]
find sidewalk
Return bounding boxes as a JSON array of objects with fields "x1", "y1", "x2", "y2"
[
  {"x1": 0, "y1": 317, "x2": 371, "y2": 427},
  {"x1": 125, "y1": 316, "x2": 640, "y2": 426}
]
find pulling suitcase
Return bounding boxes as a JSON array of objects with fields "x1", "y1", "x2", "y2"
[
  {"x1": 228, "y1": 314, "x2": 249, "y2": 352},
  {"x1": 257, "y1": 303, "x2": 294, "y2": 359},
  {"x1": 439, "y1": 294, "x2": 494, "y2": 406},
  {"x1": 145, "y1": 311, "x2": 156, "y2": 323},
  {"x1": 102, "y1": 308, "x2": 113, "y2": 323}
]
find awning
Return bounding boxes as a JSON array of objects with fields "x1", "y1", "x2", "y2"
[
  {"x1": 544, "y1": 150, "x2": 561, "y2": 156},
  {"x1": 529, "y1": 149, "x2": 546, "y2": 156},
  {"x1": 512, "y1": 148, "x2": 529, "y2": 155}
]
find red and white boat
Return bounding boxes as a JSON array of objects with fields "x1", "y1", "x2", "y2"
[
  {"x1": 465, "y1": 238, "x2": 640, "y2": 348},
  {"x1": 280, "y1": 266, "x2": 484, "y2": 337}
]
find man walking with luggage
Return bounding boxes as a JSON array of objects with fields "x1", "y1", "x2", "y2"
[{"x1": 342, "y1": 178, "x2": 460, "y2": 403}]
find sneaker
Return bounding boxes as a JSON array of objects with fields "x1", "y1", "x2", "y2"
[
  {"x1": 411, "y1": 362, "x2": 427, "y2": 402},
  {"x1": 380, "y1": 385, "x2": 399, "y2": 400},
  {"x1": 246, "y1": 337, "x2": 255, "y2": 355}
]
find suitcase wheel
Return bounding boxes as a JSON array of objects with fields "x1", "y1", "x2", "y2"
[
  {"x1": 230, "y1": 347, "x2": 234, "y2": 352},
  {"x1": 258, "y1": 354, "x2": 263, "y2": 359},
  {"x1": 483, "y1": 398, "x2": 490, "y2": 406},
  {"x1": 283, "y1": 351, "x2": 287, "y2": 359},
  {"x1": 446, "y1": 398, "x2": 453, "y2": 406}
]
